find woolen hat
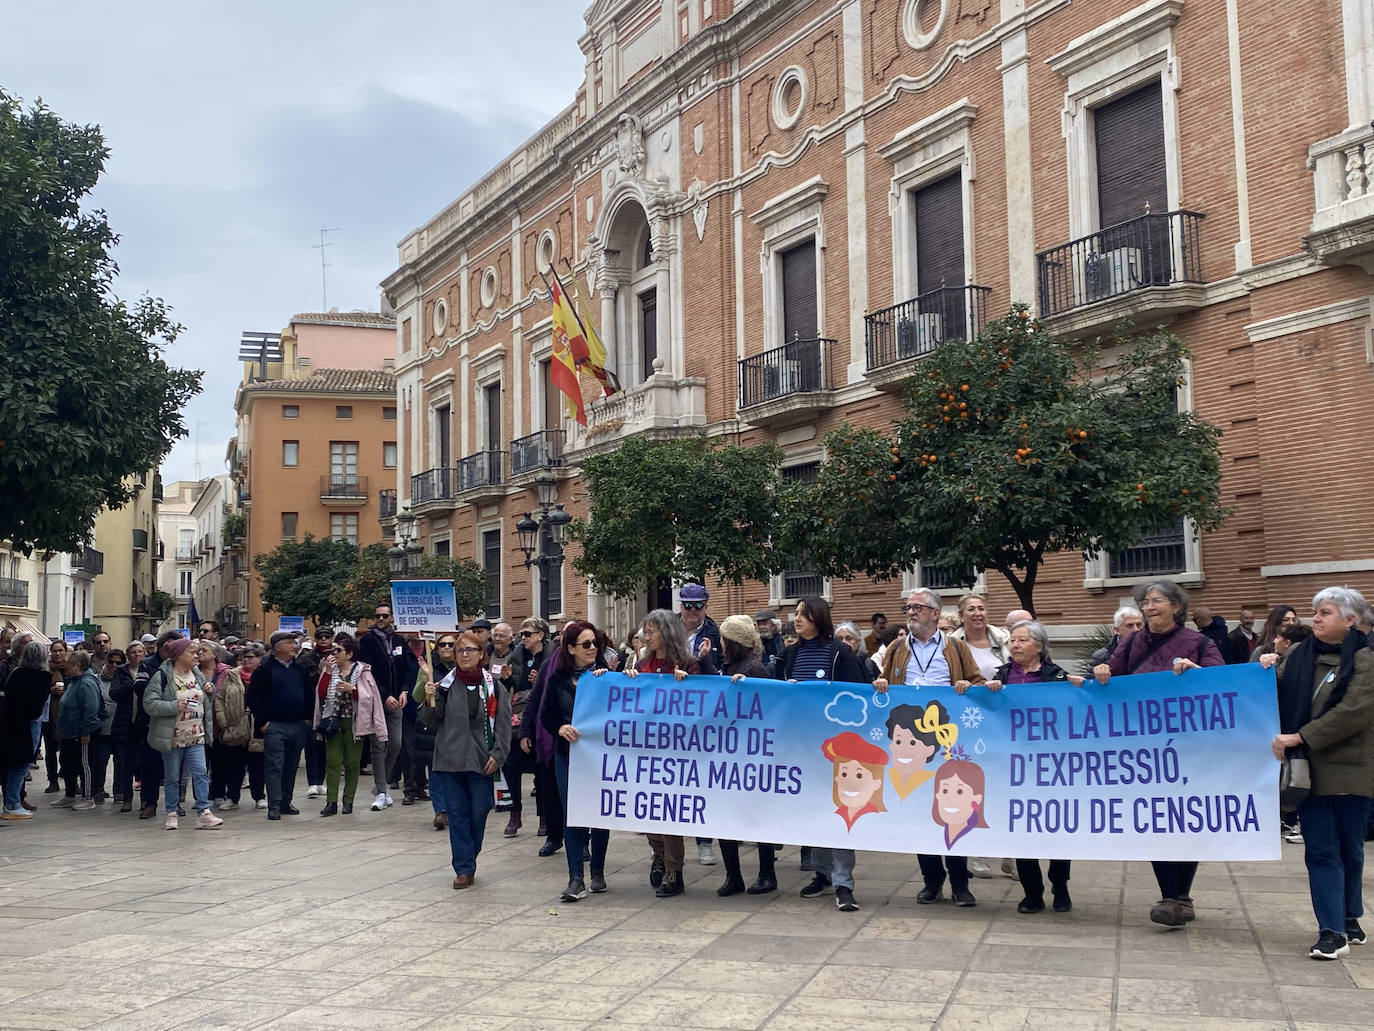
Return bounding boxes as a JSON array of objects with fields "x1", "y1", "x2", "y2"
[
  {"x1": 680, "y1": 582, "x2": 709, "y2": 602},
  {"x1": 164, "y1": 638, "x2": 193, "y2": 662},
  {"x1": 718, "y1": 615, "x2": 762, "y2": 657},
  {"x1": 821, "y1": 731, "x2": 889, "y2": 767}
]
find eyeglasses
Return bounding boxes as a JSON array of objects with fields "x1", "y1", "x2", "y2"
[
  {"x1": 904, "y1": 603, "x2": 937, "y2": 614},
  {"x1": 455, "y1": 647, "x2": 482, "y2": 655},
  {"x1": 374, "y1": 613, "x2": 391, "y2": 620},
  {"x1": 681, "y1": 601, "x2": 705, "y2": 610},
  {"x1": 574, "y1": 640, "x2": 598, "y2": 650},
  {"x1": 436, "y1": 641, "x2": 456, "y2": 648},
  {"x1": 519, "y1": 630, "x2": 540, "y2": 638}
]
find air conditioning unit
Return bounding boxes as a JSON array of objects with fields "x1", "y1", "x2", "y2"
[
  {"x1": 896, "y1": 314, "x2": 944, "y2": 358},
  {"x1": 1080, "y1": 247, "x2": 1141, "y2": 303}
]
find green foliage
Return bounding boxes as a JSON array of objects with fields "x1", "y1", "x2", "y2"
[
  {"x1": 785, "y1": 307, "x2": 1232, "y2": 612},
  {"x1": 332, "y1": 543, "x2": 487, "y2": 624},
  {"x1": 0, "y1": 91, "x2": 202, "y2": 553},
  {"x1": 568, "y1": 435, "x2": 788, "y2": 598},
  {"x1": 221, "y1": 512, "x2": 247, "y2": 546},
  {"x1": 147, "y1": 590, "x2": 174, "y2": 620},
  {"x1": 254, "y1": 535, "x2": 360, "y2": 627}
]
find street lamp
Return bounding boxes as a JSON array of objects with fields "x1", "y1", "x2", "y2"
[
  {"x1": 518, "y1": 472, "x2": 572, "y2": 618},
  {"x1": 388, "y1": 508, "x2": 423, "y2": 577}
]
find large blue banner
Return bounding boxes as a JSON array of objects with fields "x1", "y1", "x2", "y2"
[{"x1": 566, "y1": 665, "x2": 1280, "y2": 861}]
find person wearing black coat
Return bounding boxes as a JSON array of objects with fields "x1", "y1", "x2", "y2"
[
  {"x1": 357, "y1": 607, "x2": 408, "y2": 807},
  {"x1": 2, "y1": 648, "x2": 51, "y2": 818},
  {"x1": 513, "y1": 620, "x2": 560, "y2": 853},
  {"x1": 985, "y1": 620, "x2": 1082, "y2": 914},
  {"x1": 106, "y1": 654, "x2": 139, "y2": 812}
]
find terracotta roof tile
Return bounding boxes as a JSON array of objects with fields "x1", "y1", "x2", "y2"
[
  {"x1": 242, "y1": 368, "x2": 396, "y2": 394},
  {"x1": 290, "y1": 311, "x2": 395, "y2": 327}
]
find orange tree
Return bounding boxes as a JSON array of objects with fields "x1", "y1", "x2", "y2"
[{"x1": 780, "y1": 306, "x2": 1231, "y2": 613}]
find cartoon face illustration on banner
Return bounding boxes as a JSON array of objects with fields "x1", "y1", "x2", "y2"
[
  {"x1": 821, "y1": 731, "x2": 889, "y2": 830},
  {"x1": 885, "y1": 701, "x2": 955, "y2": 800},
  {"x1": 931, "y1": 759, "x2": 988, "y2": 849}
]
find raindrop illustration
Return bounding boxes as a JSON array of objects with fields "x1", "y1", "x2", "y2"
[{"x1": 974, "y1": 738, "x2": 987, "y2": 755}]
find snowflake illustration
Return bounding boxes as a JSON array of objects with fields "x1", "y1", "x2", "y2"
[
  {"x1": 959, "y1": 706, "x2": 984, "y2": 729},
  {"x1": 869, "y1": 727, "x2": 884, "y2": 741}
]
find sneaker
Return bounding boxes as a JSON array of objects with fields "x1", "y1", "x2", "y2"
[
  {"x1": 1310, "y1": 930, "x2": 1350, "y2": 960},
  {"x1": 371, "y1": 793, "x2": 387, "y2": 812},
  {"x1": 223, "y1": 800, "x2": 239, "y2": 810},
  {"x1": 1150, "y1": 899, "x2": 1186, "y2": 927},
  {"x1": 800, "y1": 874, "x2": 834, "y2": 898},
  {"x1": 953, "y1": 888, "x2": 977, "y2": 907},
  {"x1": 654, "y1": 871, "x2": 684, "y2": 897},
  {"x1": 835, "y1": 886, "x2": 859, "y2": 912},
  {"x1": 254, "y1": 799, "x2": 268, "y2": 810},
  {"x1": 697, "y1": 841, "x2": 717, "y2": 865},
  {"x1": 1346, "y1": 919, "x2": 1367, "y2": 945},
  {"x1": 968, "y1": 859, "x2": 993, "y2": 879},
  {"x1": 195, "y1": 810, "x2": 224, "y2": 830},
  {"x1": 1284, "y1": 827, "x2": 1305, "y2": 844},
  {"x1": 589, "y1": 872, "x2": 608, "y2": 894},
  {"x1": 164, "y1": 813, "x2": 179, "y2": 830},
  {"x1": 1001, "y1": 858, "x2": 1018, "y2": 878},
  {"x1": 306, "y1": 785, "x2": 321, "y2": 798},
  {"x1": 384, "y1": 794, "x2": 395, "y2": 808},
  {"x1": 2, "y1": 809, "x2": 33, "y2": 820},
  {"x1": 210, "y1": 797, "x2": 226, "y2": 809},
  {"x1": 49, "y1": 796, "x2": 75, "y2": 808},
  {"x1": 72, "y1": 799, "x2": 96, "y2": 811},
  {"x1": 649, "y1": 855, "x2": 665, "y2": 888},
  {"x1": 560, "y1": 878, "x2": 588, "y2": 903}
]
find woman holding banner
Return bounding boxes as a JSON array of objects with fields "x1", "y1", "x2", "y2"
[
  {"x1": 1268, "y1": 587, "x2": 1374, "y2": 960},
  {"x1": 540, "y1": 620, "x2": 612, "y2": 902},
  {"x1": 1092, "y1": 580, "x2": 1224, "y2": 928}
]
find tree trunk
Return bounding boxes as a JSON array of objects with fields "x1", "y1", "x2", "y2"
[{"x1": 993, "y1": 560, "x2": 1040, "y2": 618}]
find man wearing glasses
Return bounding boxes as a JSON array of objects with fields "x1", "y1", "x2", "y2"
[
  {"x1": 874, "y1": 587, "x2": 986, "y2": 905},
  {"x1": 357, "y1": 604, "x2": 408, "y2": 811},
  {"x1": 679, "y1": 583, "x2": 722, "y2": 670},
  {"x1": 196, "y1": 621, "x2": 220, "y2": 641}
]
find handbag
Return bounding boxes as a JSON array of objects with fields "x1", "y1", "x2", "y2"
[
  {"x1": 1279, "y1": 752, "x2": 1311, "y2": 810},
  {"x1": 316, "y1": 714, "x2": 341, "y2": 740}
]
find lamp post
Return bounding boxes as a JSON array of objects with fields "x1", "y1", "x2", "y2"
[
  {"x1": 517, "y1": 471, "x2": 571, "y2": 619},
  {"x1": 388, "y1": 508, "x2": 423, "y2": 578}
]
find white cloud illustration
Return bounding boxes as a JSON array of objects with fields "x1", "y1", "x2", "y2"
[{"x1": 824, "y1": 691, "x2": 868, "y2": 728}]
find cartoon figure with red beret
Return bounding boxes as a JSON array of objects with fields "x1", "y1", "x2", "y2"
[{"x1": 822, "y1": 732, "x2": 890, "y2": 830}]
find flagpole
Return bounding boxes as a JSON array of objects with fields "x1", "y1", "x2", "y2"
[{"x1": 559, "y1": 259, "x2": 622, "y2": 395}]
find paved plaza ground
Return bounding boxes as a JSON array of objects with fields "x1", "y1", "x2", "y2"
[{"x1": 1, "y1": 786, "x2": 1372, "y2": 1031}]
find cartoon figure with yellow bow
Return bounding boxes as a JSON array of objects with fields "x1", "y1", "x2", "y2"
[{"x1": 884, "y1": 701, "x2": 957, "y2": 800}]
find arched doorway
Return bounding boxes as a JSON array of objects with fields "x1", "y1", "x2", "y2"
[{"x1": 598, "y1": 195, "x2": 670, "y2": 388}]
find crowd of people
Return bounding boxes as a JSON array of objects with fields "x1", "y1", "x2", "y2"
[{"x1": 1, "y1": 579, "x2": 1372, "y2": 962}]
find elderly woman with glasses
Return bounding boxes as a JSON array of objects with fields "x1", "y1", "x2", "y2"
[
  {"x1": 422, "y1": 631, "x2": 511, "y2": 889},
  {"x1": 314, "y1": 633, "x2": 388, "y2": 817}
]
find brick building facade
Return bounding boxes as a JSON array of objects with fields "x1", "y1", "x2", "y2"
[{"x1": 381, "y1": 0, "x2": 1374, "y2": 644}]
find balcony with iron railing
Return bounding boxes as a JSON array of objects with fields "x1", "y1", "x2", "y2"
[
  {"x1": 565, "y1": 366, "x2": 708, "y2": 458},
  {"x1": 1304, "y1": 122, "x2": 1374, "y2": 272},
  {"x1": 737, "y1": 337, "x2": 835, "y2": 428},
  {"x1": 176, "y1": 545, "x2": 195, "y2": 561},
  {"x1": 379, "y1": 488, "x2": 397, "y2": 522},
  {"x1": 1036, "y1": 209, "x2": 1206, "y2": 336},
  {"x1": 74, "y1": 548, "x2": 104, "y2": 577},
  {"x1": 0, "y1": 576, "x2": 29, "y2": 608},
  {"x1": 132, "y1": 528, "x2": 149, "y2": 552},
  {"x1": 410, "y1": 467, "x2": 457, "y2": 512},
  {"x1": 865, "y1": 285, "x2": 992, "y2": 391},
  {"x1": 510, "y1": 429, "x2": 564, "y2": 477},
  {"x1": 320, "y1": 474, "x2": 369, "y2": 506},
  {"x1": 456, "y1": 450, "x2": 506, "y2": 501}
]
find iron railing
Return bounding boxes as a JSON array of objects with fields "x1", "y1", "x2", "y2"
[
  {"x1": 921, "y1": 563, "x2": 978, "y2": 591},
  {"x1": 176, "y1": 545, "x2": 195, "y2": 561},
  {"x1": 511, "y1": 430, "x2": 564, "y2": 475},
  {"x1": 411, "y1": 467, "x2": 456, "y2": 505},
  {"x1": 781, "y1": 571, "x2": 825, "y2": 599},
  {"x1": 738, "y1": 337, "x2": 833, "y2": 409},
  {"x1": 0, "y1": 576, "x2": 28, "y2": 608},
  {"x1": 320, "y1": 474, "x2": 368, "y2": 499},
  {"x1": 75, "y1": 548, "x2": 104, "y2": 575},
  {"x1": 458, "y1": 450, "x2": 506, "y2": 492},
  {"x1": 1036, "y1": 210, "x2": 1205, "y2": 317},
  {"x1": 379, "y1": 489, "x2": 397, "y2": 519},
  {"x1": 132, "y1": 528, "x2": 149, "y2": 552},
  {"x1": 865, "y1": 285, "x2": 992, "y2": 370},
  {"x1": 1109, "y1": 522, "x2": 1186, "y2": 578}
]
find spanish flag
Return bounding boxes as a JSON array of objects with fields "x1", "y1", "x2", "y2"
[
  {"x1": 550, "y1": 295, "x2": 587, "y2": 426},
  {"x1": 545, "y1": 268, "x2": 619, "y2": 397},
  {"x1": 575, "y1": 284, "x2": 621, "y2": 396}
]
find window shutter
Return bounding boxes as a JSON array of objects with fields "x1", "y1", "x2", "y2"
[
  {"x1": 640, "y1": 288, "x2": 658, "y2": 381},
  {"x1": 780, "y1": 240, "x2": 818, "y2": 341},
  {"x1": 913, "y1": 173, "x2": 965, "y2": 296},
  {"x1": 1095, "y1": 81, "x2": 1166, "y2": 229}
]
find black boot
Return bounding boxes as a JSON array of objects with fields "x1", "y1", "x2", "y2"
[{"x1": 320, "y1": 802, "x2": 338, "y2": 817}]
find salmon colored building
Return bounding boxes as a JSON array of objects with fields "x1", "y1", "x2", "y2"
[
  {"x1": 381, "y1": 0, "x2": 1374, "y2": 648},
  {"x1": 229, "y1": 312, "x2": 396, "y2": 637}
]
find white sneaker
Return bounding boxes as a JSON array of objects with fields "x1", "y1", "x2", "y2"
[
  {"x1": 697, "y1": 842, "x2": 716, "y2": 865},
  {"x1": 164, "y1": 813, "x2": 179, "y2": 830},
  {"x1": 968, "y1": 859, "x2": 994, "y2": 878},
  {"x1": 371, "y1": 793, "x2": 387, "y2": 812},
  {"x1": 72, "y1": 799, "x2": 96, "y2": 812},
  {"x1": 254, "y1": 799, "x2": 268, "y2": 810},
  {"x1": 384, "y1": 793, "x2": 395, "y2": 808},
  {"x1": 306, "y1": 785, "x2": 321, "y2": 798},
  {"x1": 210, "y1": 797, "x2": 225, "y2": 809},
  {"x1": 1001, "y1": 858, "x2": 1018, "y2": 878},
  {"x1": 224, "y1": 800, "x2": 239, "y2": 810},
  {"x1": 196, "y1": 810, "x2": 224, "y2": 830}
]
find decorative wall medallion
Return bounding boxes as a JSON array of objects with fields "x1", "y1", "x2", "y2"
[
  {"x1": 771, "y1": 65, "x2": 808, "y2": 131},
  {"x1": 432, "y1": 297, "x2": 448, "y2": 336},
  {"x1": 903, "y1": 0, "x2": 950, "y2": 51},
  {"x1": 537, "y1": 229, "x2": 557, "y2": 273},
  {"x1": 480, "y1": 266, "x2": 498, "y2": 308}
]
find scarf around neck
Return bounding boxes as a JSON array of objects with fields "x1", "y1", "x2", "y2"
[{"x1": 1277, "y1": 628, "x2": 1366, "y2": 735}]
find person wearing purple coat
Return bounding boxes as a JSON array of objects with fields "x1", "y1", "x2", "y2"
[{"x1": 1092, "y1": 580, "x2": 1225, "y2": 928}]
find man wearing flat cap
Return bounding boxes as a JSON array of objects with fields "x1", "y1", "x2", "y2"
[{"x1": 245, "y1": 631, "x2": 313, "y2": 819}]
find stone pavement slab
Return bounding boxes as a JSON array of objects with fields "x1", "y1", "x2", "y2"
[{"x1": 2, "y1": 785, "x2": 1374, "y2": 1030}]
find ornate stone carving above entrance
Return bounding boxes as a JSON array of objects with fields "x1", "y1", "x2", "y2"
[{"x1": 614, "y1": 113, "x2": 646, "y2": 180}]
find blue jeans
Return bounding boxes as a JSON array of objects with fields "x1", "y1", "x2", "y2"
[
  {"x1": 4, "y1": 721, "x2": 41, "y2": 810},
  {"x1": 1300, "y1": 793, "x2": 1371, "y2": 934},
  {"x1": 432, "y1": 770, "x2": 495, "y2": 877},
  {"x1": 555, "y1": 753, "x2": 609, "y2": 880},
  {"x1": 162, "y1": 743, "x2": 210, "y2": 814},
  {"x1": 813, "y1": 846, "x2": 856, "y2": 890}
]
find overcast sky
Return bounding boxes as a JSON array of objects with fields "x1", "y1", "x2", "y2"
[{"x1": 1, "y1": 1, "x2": 587, "y2": 484}]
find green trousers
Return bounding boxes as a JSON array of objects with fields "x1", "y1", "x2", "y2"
[{"x1": 324, "y1": 718, "x2": 364, "y2": 804}]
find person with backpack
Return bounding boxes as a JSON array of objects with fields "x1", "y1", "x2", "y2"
[
  {"x1": 52, "y1": 650, "x2": 103, "y2": 812},
  {"x1": 1092, "y1": 580, "x2": 1223, "y2": 928},
  {"x1": 143, "y1": 638, "x2": 223, "y2": 831}
]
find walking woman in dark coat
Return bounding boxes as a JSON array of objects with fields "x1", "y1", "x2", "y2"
[{"x1": 2, "y1": 641, "x2": 52, "y2": 819}]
